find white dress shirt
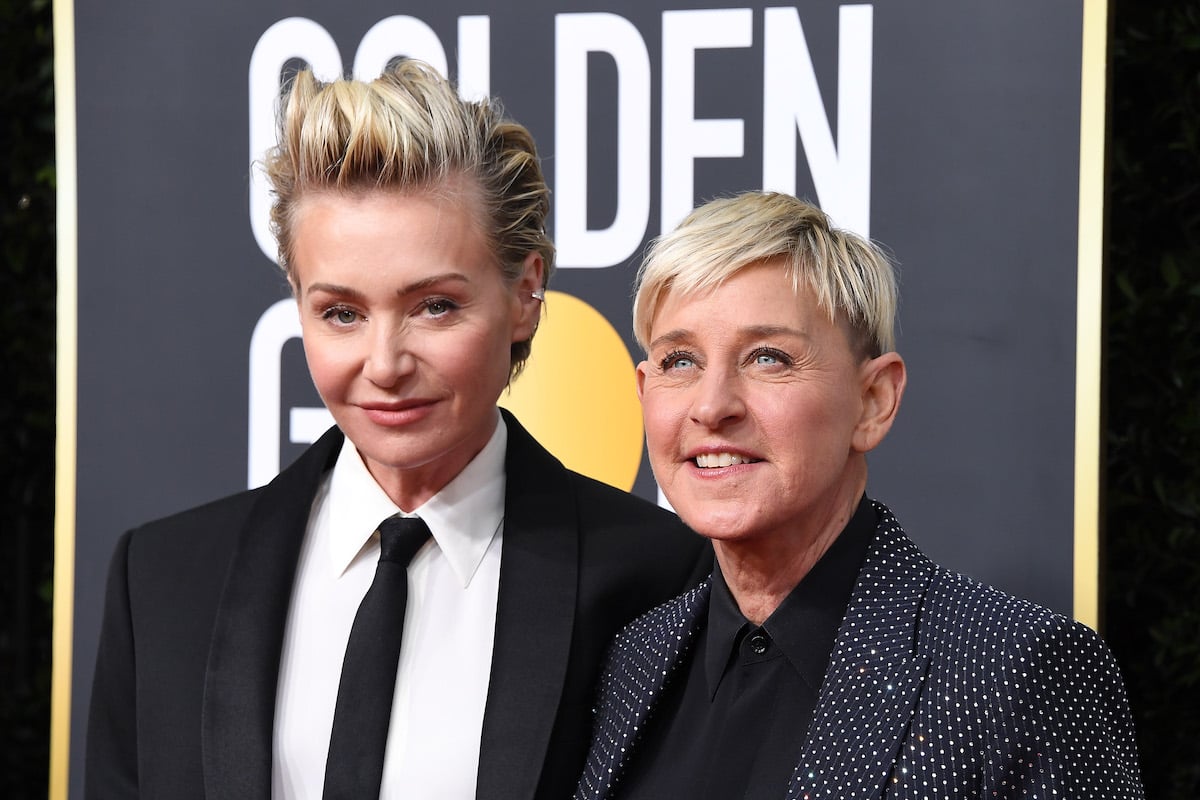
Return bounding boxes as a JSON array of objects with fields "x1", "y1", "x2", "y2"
[{"x1": 272, "y1": 413, "x2": 507, "y2": 799}]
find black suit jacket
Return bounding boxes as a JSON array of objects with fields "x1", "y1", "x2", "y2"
[
  {"x1": 86, "y1": 411, "x2": 707, "y2": 799},
  {"x1": 576, "y1": 501, "x2": 1144, "y2": 799}
]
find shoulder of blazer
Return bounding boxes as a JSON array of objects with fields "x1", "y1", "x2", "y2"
[
  {"x1": 500, "y1": 408, "x2": 698, "y2": 551},
  {"x1": 917, "y1": 551, "x2": 1128, "y2": 699},
  {"x1": 859, "y1": 502, "x2": 1143, "y2": 798},
  {"x1": 565, "y1": 467, "x2": 698, "y2": 563},
  {"x1": 920, "y1": 565, "x2": 1078, "y2": 653},
  {"x1": 915, "y1": 561, "x2": 1144, "y2": 796}
]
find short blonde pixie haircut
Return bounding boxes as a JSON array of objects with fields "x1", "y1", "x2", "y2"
[
  {"x1": 633, "y1": 191, "x2": 898, "y2": 359},
  {"x1": 263, "y1": 59, "x2": 554, "y2": 377}
]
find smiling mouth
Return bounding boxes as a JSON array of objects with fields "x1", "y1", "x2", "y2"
[{"x1": 694, "y1": 453, "x2": 762, "y2": 468}]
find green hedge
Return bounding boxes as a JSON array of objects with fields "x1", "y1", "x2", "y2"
[
  {"x1": 1105, "y1": 2, "x2": 1200, "y2": 796},
  {"x1": 0, "y1": 0, "x2": 55, "y2": 798}
]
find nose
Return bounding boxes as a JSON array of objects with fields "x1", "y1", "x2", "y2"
[
  {"x1": 362, "y1": 320, "x2": 417, "y2": 388},
  {"x1": 689, "y1": 363, "x2": 745, "y2": 429}
]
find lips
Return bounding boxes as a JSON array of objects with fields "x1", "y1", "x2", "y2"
[
  {"x1": 359, "y1": 398, "x2": 438, "y2": 426},
  {"x1": 693, "y1": 452, "x2": 762, "y2": 468}
]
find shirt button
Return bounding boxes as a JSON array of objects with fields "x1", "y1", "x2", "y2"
[{"x1": 748, "y1": 631, "x2": 769, "y2": 655}]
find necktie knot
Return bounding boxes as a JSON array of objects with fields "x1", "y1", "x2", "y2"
[{"x1": 378, "y1": 515, "x2": 431, "y2": 565}]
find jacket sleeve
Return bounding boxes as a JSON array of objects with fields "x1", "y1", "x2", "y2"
[
  {"x1": 85, "y1": 530, "x2": 140, "y2": 798},
  {"x1": 986, "y1": 617, "x2": 1145, "y2": 798}
]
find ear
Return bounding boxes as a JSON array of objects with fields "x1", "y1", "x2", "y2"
[
  {"x1": 635, "y1": 360, "x2": 650, "y2": 401},
  {"x1": 511, "y1": 251, "x2": 546, "y2": 342},
  {"x1": 851, "y1": 352, "x2": 906, "y2": 453}
]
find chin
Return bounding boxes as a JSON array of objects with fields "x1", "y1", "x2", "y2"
[{"x1": 675, "y1": 507, "x2": 753, "y2": 542}]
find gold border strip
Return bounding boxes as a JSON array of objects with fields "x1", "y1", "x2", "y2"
[
  {"x1": 1074, "y1": 0, "x2": 1108, "y2": 629},
  {"x1": 50, "y1": 0, "x2": 79, "y2": 797}
]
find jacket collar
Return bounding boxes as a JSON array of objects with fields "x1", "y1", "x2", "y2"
[
  {"x1": 575, "y1": 580, "x2": 712, "y2": 800},
  {"x1": 474, "y1": 408, "x2": 582, "y2": 800},
  {"x1": 785, "y1": 501, "x2": 935, "y2": 799},
  {"x1": 201, "y1": 425, "x2": 344, "y2": 799}
]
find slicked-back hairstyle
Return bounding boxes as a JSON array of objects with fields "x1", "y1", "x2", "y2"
[
  {"x1": 263, "y1": 59, "x2": 554, "y2": 377},
  {"x1": 633, "y1": 192, "x2": 898, "y2": 359}
]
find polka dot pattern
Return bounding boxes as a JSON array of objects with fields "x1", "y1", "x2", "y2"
[{"x1": 574, "y1": 501, "x2": 1145, "y2": 799}]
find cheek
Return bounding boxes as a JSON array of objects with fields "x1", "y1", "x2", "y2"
[
  {"x1": 640, "y1": 392, "x2": 680, "y2": 452},
  {"x1": 429, "y1": 326, "x2": 512, "y2": 385},
  {"x1": 756, "y1": 392, "x2": 851, "y2": 466},
  {"x1": 302, "y1": 334, "x2": 355, "y2": 396}
]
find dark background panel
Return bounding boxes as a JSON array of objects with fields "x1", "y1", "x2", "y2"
[
  {"x1": 69, "y1": 2, "x2": 1085, "y2": 796},
  {"x1": 868, "y1": 0, "x2": 1082, "y2": 605}
]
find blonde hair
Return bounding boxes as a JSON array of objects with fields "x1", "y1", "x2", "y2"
[
  {"x1": 263, "y1": 59, "x2": 554, "y2": 377},
  {"x1": 633, "y1": 192, "x2": 898, "y2": 358}
]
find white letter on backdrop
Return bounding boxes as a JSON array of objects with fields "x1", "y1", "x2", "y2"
[
  {"x1": 353, "y1": 15, "x2": 448, "y2": 80},
  {"x1": 457, "y1": 16, "x2": 491, "y2": 100},
  {"x1": 554, "y1": 13, "x2": 651, "y2": 268},
  {"x1": 248, "y1": 18, "x2": 342, "y2": 263},
  {"x1": 660, "y1": 8, "x2": 752, "y2": 233},
  {"x1": 763, "y1": 5, "x2": 873, "y2": 236},
  {"x1": 248, "y1": 300, "x2": 299, "y2": 488},
  {"x1": 247, "y1": 301, "x2": 335, "y2": 487}
]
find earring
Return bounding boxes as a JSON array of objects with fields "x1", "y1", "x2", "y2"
[{"x1": 531, "y1": 288, "x2": 545, "y2": 302}]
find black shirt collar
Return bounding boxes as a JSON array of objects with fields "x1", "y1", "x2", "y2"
[{"x1": 704, "y1": 495, "x2": 876, "y2": 698}]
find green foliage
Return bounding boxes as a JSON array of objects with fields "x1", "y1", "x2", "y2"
[
  {"x1": 1106, "y1": 1, "x2": 1200, "y2": 796},
  {"x1": 0, "y1": 0, "x2": 56, "y2": 797}
]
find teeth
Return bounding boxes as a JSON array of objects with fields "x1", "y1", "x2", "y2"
[{"x1": 695, "y1": 453, "x2": 756, "y2": 468}]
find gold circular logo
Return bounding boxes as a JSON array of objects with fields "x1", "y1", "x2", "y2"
[{"x1": 501, "y1": 290, "x2": 643, "y2": 491}]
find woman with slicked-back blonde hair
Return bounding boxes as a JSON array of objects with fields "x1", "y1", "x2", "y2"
[{"x1": 86, "y1": 61, "x2": 706, "y2": 800}]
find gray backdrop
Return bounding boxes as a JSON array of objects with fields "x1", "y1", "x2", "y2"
[{"x1": 68, "y1": 1, "x2": 1086, "y2": 795}]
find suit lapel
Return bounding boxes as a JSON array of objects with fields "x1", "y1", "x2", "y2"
[
  {"x1": 201, "y1": 427, "x2": 343, "y2": 799},
  {"x1": 786, "y1": 503, "x2": 935, "y2": 800},
  {"x1": 576, "y1": 582, "x2": 710, "y2": 800},
  {"x1": 475, "y1": 411, "x2": 581, "y2": 800}
]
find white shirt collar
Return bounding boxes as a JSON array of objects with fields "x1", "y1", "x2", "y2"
[{"x1": 324, "y1": 411, "x2": 508, "y2": 588}]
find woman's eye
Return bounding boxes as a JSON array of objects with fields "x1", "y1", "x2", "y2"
[
  {"x1": 660, "y1": 351, "x2": 695, "y2": 371},
  {"x1": 751, "y1": 348, "x2": 791, "y2": 366},
  {"x1": 322, "y1": 306, "x2": 359, "y2": 325},
  {"x1": 424, "y1": 298, "x2": 458, "y2": 316}
]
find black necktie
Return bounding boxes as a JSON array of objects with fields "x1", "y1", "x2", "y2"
[{"x1": 323, "y1": 515, "x2": 431, "y2": 800}]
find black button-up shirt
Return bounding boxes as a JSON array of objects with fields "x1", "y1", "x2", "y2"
[{"x1": 619, "y1": 497, "x2": 875, "y2": 800}]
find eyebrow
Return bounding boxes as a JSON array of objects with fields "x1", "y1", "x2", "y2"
[
  {"x1": 647, "y1": 324, "x2": 808, "y2": 352},
  {"x1": 646, "y1": 329, "x2": 694, "y2": 352},
  {"x1": 305, "y1": 272, "x2": 471, "y2": 300}
]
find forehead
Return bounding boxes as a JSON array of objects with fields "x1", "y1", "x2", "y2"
[
  {"x1": 295, "y1": 172, "x2": 487, "y2": 224},
  {"x1": 652, "y1": 262, "x2": 807, "y2": 326},
  {"x1": 647, "y1": 259, "x2": 862, "y2": 354},
  {"x1": 287, "y1": 185, "x2": 503, "y2": 294}
]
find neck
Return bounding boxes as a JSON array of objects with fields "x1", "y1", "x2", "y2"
[
  {"x1": 362, "y1": 409, "x2": 500, "y2": 512},
  {"x1": 715, "y1": 462, "x2": 866, "y2": 625}
]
